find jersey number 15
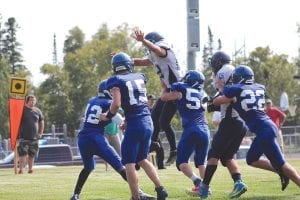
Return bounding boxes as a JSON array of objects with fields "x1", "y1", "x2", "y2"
[{"x1": 126, "y1": 79, "x2": 148, "y2": 105}]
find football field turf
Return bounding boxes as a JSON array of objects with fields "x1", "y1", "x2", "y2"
[{"x1": 0, "y1": 159, "x2": 300, "y2": 200}]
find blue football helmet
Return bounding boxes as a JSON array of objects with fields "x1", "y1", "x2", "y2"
[
  {"x1": 111, "y1": 52, "x2": 134, "y2": 74},
  {"x1": 145, "y1": 32, "x2": 164, "y2": 44},
  {"x1": 209, "y1": 51, "x2": 231, "y2": 74},
  {"x1": 98, "y1": 79, "x2": 112, "y2": 99},
  {"x1": 232, "y1": 65, "x2": 254, "y2": 84},
  {"x1": 182, "y1": 70, "x2": 205, "y2": 89}
]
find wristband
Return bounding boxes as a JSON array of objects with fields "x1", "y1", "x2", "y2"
[{"x1": 106, "y1": 110, "x2": 116, "y2": 119}]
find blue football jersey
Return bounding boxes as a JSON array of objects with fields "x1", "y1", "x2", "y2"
[
  {"x1": 171, "y1": 82, "x2": 207, "y2": 127},
  {"x1": 106, "y1": 72, "x2": 150, "y2": 120},
  {"x1": 81, "y1": 96, "x2": 111, "y2": 132},
  {"x1": 223, "y1": 83, "x2": 269, "y2": 132}
]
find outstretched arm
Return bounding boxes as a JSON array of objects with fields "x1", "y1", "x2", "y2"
[
  {"x1": 213, "y1": 95, "x2": 235, "y2": 106},
  {"x1": 160, "y1": 91, "x2": 182, "y2": 101},
  {"x1": 133, "y1": 29, "x2": 167, "y2": 57},
  {"x1": 133, "y1": 58, "x2": 153, "y2": 66}
]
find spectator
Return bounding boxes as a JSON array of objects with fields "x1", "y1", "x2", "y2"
[
  {"x1": 265, "y1": 99, "x2": 287, "y2": 153},
  {"x1": 17, "y1": 95, "x2": 44, "y2": 174},
  {"x1": 104, "y1": 108, "x2": 124, "y2": 156}
]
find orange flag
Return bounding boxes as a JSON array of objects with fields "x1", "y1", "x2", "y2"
[{"x1": 9, "y1": 98, "x2": 25, "y2": 150}]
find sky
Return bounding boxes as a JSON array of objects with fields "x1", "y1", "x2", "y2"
[{"x1": 1, "y1": 0, "x2": 300, "y2": 86}]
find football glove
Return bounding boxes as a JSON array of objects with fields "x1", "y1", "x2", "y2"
[{"x1": 207, "y1": 103, "x2": 220, "y2": 113}]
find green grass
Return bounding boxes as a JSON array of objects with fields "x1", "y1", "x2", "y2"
[{"x1": 1, "y1": 159, "x2": 300, "y2": 200}]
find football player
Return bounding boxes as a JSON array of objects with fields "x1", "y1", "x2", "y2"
[
  {"x1": 101, "y1": 52, "x2": 168, "y2": 200},
  {"x1": 70, "y1": 80, "x2": 154, "y2": 200},
  {"x1": 213, "y1": 65, "x2": 300, "y2": 191},
  {"x1": 197, "y1": 51, "x2": 247, "y2": 199},
  {"x1": 160, "y1": 70, "x2": 210, "y2": 195},
  {"x1": 133, "y1": 30, "x2": 181, "y2": 166}
]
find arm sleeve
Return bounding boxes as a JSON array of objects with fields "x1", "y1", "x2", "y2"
[
  {"x1": 275, "y1": 108, "x2": 286, "y2": 118},
  {"x1": 223, "y1": 85, "x2": 239, "y2": 98},
  {"x1": 171, "y1": 82, "x2": 181, "y2": 92},
  {"x1": 106, "y1": 76, "x2": 119, "y2": 90},
  {"x1": 157, "y1": 41, "x2": 171, "y2": 50},
  {"x1": 37, "y1": 108, "x2": 44, "y2": 122}
]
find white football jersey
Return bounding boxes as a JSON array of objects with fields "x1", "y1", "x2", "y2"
[
  {"x1": 148, "y1": 40, "x2": 181, "y2": 88},
  {"x1": 214, "y1": 64, "x2": 239, "y2": 119}
]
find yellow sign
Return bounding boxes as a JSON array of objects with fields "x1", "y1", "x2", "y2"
[{"x1": 10, "y1": 77, "x2": 27, "y2": 96}]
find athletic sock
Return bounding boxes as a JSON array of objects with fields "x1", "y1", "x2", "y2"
[
  {"x1": 190, "y1": 173, "x2": 201, "y2": 186},
  {"x1": 119, "y1": 168, "x2": 127, "y2": 181},
  {"x1": 203, "y1": 165, "x2": 217, "y2": 186},
  {"x1": 231, "y1": 173, "x2": 241, "y2": 182},
  {"x1": 74, "y1": 168, "x2": 91, "y2": 195}
]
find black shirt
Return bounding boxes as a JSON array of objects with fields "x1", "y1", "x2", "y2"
[{"x1": 19, "y1": 106, "x2": 44, "y2": 140}]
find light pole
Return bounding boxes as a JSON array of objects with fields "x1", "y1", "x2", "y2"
[{"x1": 187, "y1": 0, "x2": 200, "y2": 70}]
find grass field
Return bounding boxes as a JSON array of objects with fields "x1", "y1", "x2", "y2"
[{"x1": 0, "y1": 159, "x2": 300, "y2": 200}]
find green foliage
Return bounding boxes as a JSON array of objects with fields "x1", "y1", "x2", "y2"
[
  {"x1": 289, "y1": 24, "x2": 300, "y2": 124},
  {"x1": 245, "y1": 47, "x2": 300, "y2": 124},
  {"x1": 138, "y1": 67, "x2": 161, "y2": 97},
  {"x1": 201, "y1": 26, "x2": 223, "y2": 97},
  {"x1": 1, "y1": 17, "x2": 24, "y2": 74},
  {"x1": 0, "y1": 59, "x2": 10, "y2": 138},
  {"x1": 0, "y1": 60, "x2": 30, "y2": 139},
  {"x1": 0, "y1": 16, "x2": 31, "y2": 138},
  {"x1": 36, "y1": 64, "x2": 72, "y2": 133},
  {"x1": 40, "y1": 23, "x2": 145, "y2": 134},
  {"x1": 63, "y1": 51, "x2": 99, "y2": 134},
  {"x1": 248, "y1": 47, "x2": 298, "y2": 98},
  {"x1": 63, "y1": 26, "x2": 85, "y2": 54},
  {"x1": 0, "y1": 14, "x2": 3, "y2": 59},
  {"x1": 2, "y1": 15, "x2": 300, "y2": 138}
]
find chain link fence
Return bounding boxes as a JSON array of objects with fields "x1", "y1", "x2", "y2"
[{"x1": 1, "y1": 125, "x2": 300, "y2": 163}]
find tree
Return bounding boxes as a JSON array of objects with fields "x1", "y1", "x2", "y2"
[
  {"x1": 0, "y1": 14, "x2": 3, "y2": 59},
  {"x1": 91, "y1": 23, "x2": 141, "y2": 76},
  {"x1": 202, "y1": 26, "x2": 214, "y2": 70},
  {"x1": 288, "y1": 23, "x2": 300, "y2": 124},
  {"x1": 201, "y1": 26, "x2": 222, "y2": 96},
  {"x1": 61, "y1": 23, "x2": 143, "y2": 134},
  {"x1": 0, "y1": 58, "x2": 10, "y2": 138},
  {"x1": 92, "y1": 23, "x2": 109, "y2": 41},
  {"x1": 246, "y1": 46, "x2": 300, "y2": 125},
  {"x1": 37, "y1": 64, "x2": 72, "y2": 132},
  {"x1": 1, "y1": 17, "x2": 24, "y2": 74},
  {"x1": 247, "y1": 47, "x2": 297, "y2": 97},
  {"x1": 63, "y1": 26, "x2": 85, "y2": 54},
  {"x1": 52, "y1": 33, "x2": 58, "y2": 65}
]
